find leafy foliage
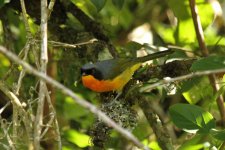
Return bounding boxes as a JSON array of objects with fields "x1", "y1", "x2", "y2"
[
  {"x1": 112, "y1": 0, "x2": 125, "y2": 9},
  {"x1": 181, "y1": 77, "x2": 213, "y2": 104},
  {"x1": 91, "y1": 0, "x2": 106, "y2": 11},
  {"x1": 191, "y1": 56, "x2": 225, "y2": 71},
  {"x1": 0, "y1": 0, "x2": 225, "y2": 150},
  {"x1": 169, "y1": 104, "x2": 215, "y2": 133}
]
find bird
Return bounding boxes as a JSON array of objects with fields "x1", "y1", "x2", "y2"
[{"x1": 81, "y1": 49, "x2": 173, "y2": 93}]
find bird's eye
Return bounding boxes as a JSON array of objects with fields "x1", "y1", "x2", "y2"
[{"x1": 91, "y1": 68, "x2": 96, "y2": 74}]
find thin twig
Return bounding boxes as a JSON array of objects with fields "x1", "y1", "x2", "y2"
[
  {"x1": 44, "y1": 85, "x2": 62, "y2": 150},
  {"x1": 47, "y1": 0, "x2": 56, "y2": 19},
  {"x1": 0, "y1": 82, "x2": 24, "y2": 109},
  {"x1": 0, "y1": 82, "x2": 32, "y2": 147},
  {"x1": 0, "y1": 142, "x2": 10, "y2": 149},
  {"x1": 47, "y1": 39, "x2": 97, "y2": 48},
  {"x1": 12, "y1": 103, "x2": 18, "y2": 145},
  {"x1": 20, "y1": 0, "x2": 32, "y2": 38},
  {"x1": 167, "y1": 45, "x2": 197, "y2": 55},
  {"x1": 53, "y1": 116, "x2": 61, "y2": 150},
  {"x1": 219, "y1": 141, "x2": 225, "y2": 150},
  {"x1": 189, "y1": 0, "x2": 225, "y2": 126},
  {"x1": 1, "y1": 122, "x2": 16, "y2": 150},
  {"x1": 31, "y1": 43, "x2": 41, "y2": 69},
  {"x1": 34, "y1": 0, "x2": 48, "y2": 149},
  {"x1": 0, "y1": 45, "x2": 149, "y2": 150},
  {"x1": 40, "y1": 113, "x2": 54, "y2": 139},
  {"x1": 15, "y1": 41, "x2": 32, "y2": 95},
  {"x1": 140, "y1": 68, "x2": 225, "y2": 92},
  {"x1": 40, "y1": 84, "x2": 61, "y2": 149},
  {"x1": 1, "y1": 45, "x2": 26, "y2": 81},
  {"x1": 0, "y1": 102, "x2": 10, "y2": 115},
  {"x1": 16, "y1": 0, "x2": 36, "y2": 95}
]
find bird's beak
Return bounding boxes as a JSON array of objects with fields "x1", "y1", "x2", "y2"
[{"x1": 82, "y1": 72, "x2": 87, "y2": 76}]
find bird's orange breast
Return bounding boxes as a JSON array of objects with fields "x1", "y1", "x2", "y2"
[
  {"x1": 81, "y1": 63, "x2": 141, "y2": 92},
  {"x1": 82, "y1": 75, "x2": 122, "y2": 92}
]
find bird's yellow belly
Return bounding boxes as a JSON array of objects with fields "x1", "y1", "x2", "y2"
[{"x1": 82, "y1": 63, "x2": 141, "y2": 92}]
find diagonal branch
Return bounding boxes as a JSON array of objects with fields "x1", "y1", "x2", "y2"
[
  {"x1": 0, "y1": 46, "x2": 149, "y2": 150},
  {"x1": 140, "y1": 67, "x2": 225, "y2": 92}
]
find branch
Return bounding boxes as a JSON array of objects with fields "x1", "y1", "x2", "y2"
[
  {"x1": 189, "y1": 0, "x2": 225, "y2": 126},
  {"x1": 0, "y1": 46, "x2": 149, "y2": 150},
  {"x1": 189, "y1": 0, "x2": 208, "y2": 56},
  {"x1": 138, "y1": 96, "x2": 173, "y2": 150},
  {"x1": 34, "y1": 0, "x2": 48, "y2": 148},
  {"x1": 0, "y1": 82, "x2": 33, "y2": 148},
  {"x1": 219, "y1": 141, "x2": 225, "y2": 150},
  {"x1": 41, "y1": 84, "x2": 61, "y2": 149},
  {"x1": 15, "y1": 41, "x2": 31, "y2": 95},
  {"x1": 47, "y1": 0, "x2": 56, "y2": 19},
  {"x1": 1, "y1": 122, "x2": 15, "y2": 150},
  {"x1": 140, "y1": 67, "x2": 225, "y2": 92},
  {"x1": 20, "y1": 0, "x2": 32, "y2": 38},
  {"x1": 47, "y1": 39, "x2": 98, "y2": 48},
  {"x1": 0, "y1": 101, "x2": 10, "y2": 115}
]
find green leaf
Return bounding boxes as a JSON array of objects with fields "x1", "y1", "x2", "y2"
[
  {"x1": 168, "y1": 0, "x2": 213, "y2": 27},
  {"x1": 177, "y1": 134, "x2": 205, "y2": 150},
  {"x1": 167, "y1": 0, "x2": 190, "y2": 20},
  {"x1": 169, "y1": 104, "x2": 215, "y2": 133},
  {"x1": 181, "y1": 77, "x2": 213, "y2": 104},
  {"x1": 197, "y1": 1, "x2": 214, "y2": 29},
  {"x1": 176, "y1": 19, "x2": 196, "y2": 44},
  {"x1": 142, "y1": 139, "x2": 161, "y2": 150},
  {"x1": 63, "y1": 97, "x2": 94, "y2": 128},
  {"x1": 210, "y1": 129, "x2": 225, "y2": 141},
  {"x1": 112, "y1": 0, "x2": 124, "y2": 9},
  {"x1": 63, "y1": 97, "x2": 88, "y2": 119},
  {"x1": 90, "y1": 0, "x2": 106, "y2": 11},
  {"x1": 64, "y1": 129, "x2": 91, "y2": 148},
  {"x1": 155, "y1": 24, "x2": 175, "y2": 44},
  {"x1": 191, "y1": 56, "x2": 225, "y2": 71}
]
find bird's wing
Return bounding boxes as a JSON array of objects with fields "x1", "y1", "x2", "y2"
[{"x1": 96, "y1": 58, "x2": 135, "y2": 80}]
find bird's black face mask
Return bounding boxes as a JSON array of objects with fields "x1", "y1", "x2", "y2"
[{"x1": 81, "y1": 64, "x2": 103, "y2": 80}]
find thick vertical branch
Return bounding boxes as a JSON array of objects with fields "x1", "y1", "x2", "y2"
[
  {"x1": 34, "y1": 0, "x2": 48, "y2": 149},
  {"x1": 138, "y1": 96, "x2": 174, "y2": 150},
  {"x1": 189, "y1": 0, "x2": 208, "y2": 56},
  {"x1": 189, "y1": 0, "x2": 225, "y2": 126}
]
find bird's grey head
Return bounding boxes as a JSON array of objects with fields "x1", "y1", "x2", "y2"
[{"x1": 81, "y1": 63, "x2": 103, "y2": 80}]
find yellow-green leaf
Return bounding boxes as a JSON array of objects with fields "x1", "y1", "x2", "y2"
[{"x1": 65, "y1": 129, "x2": 91, "y2": 148}]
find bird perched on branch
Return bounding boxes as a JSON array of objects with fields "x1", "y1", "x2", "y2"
[{"x1": 81, "y1": 49, "x2": 173, "y2": 93}]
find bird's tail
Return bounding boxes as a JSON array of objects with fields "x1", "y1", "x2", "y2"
[{"x1": 134, "y1": 49, "x2": 174, "y2": 63}]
